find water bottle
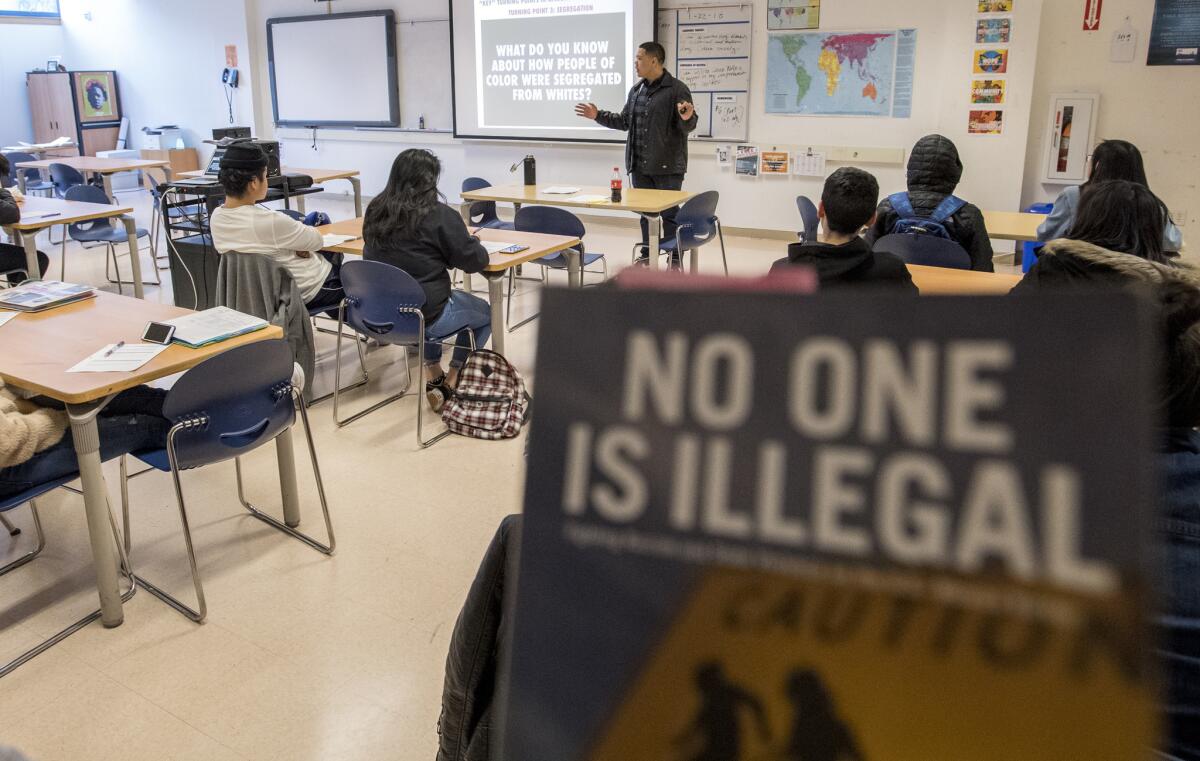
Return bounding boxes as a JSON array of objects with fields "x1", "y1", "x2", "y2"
[
  {"x1": 418, "y1": 114, "x2": 425, "y2": 130},
  {"x1": 610, "y1": 167, "x2": 622, "y2": 203},
  {"x1": 523, "y1": 155, "x2": 536, "y2": 186}
]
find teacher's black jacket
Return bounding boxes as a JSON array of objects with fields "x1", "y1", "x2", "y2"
[{"x1": 595, "y1": 70, "x2": 698, "y2": 176}]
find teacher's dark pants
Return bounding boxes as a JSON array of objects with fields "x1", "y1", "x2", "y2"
[{"x1": 631, "y1": 172, "x2": 684, "y2": 258}]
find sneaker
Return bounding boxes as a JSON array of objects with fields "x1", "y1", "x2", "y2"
[{"x1": 425, "y1": 374, "x2": 448, "y2": 413}]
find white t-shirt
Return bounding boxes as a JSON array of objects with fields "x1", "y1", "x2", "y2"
[{"x1": 210, "y1": 204, "x2": 329, "y2": 302}]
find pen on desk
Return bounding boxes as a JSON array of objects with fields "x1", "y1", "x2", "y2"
[{"x1": 103, "y1": 340, "x2": 125, "y2": 358}]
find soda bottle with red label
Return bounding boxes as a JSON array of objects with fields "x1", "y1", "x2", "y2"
[{"x1": 611, "y1": 167, "x2": 622, "y2": 203}]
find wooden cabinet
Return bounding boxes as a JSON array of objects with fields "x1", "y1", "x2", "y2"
[
  {"x1": 140, "y1": 148, "x2": 200, "y2": 176},
  {"x1": 26, "y1": 71, "x2": 121, "y2": 157}
]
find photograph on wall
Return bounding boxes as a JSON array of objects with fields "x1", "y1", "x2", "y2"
[
  {"x1": 968, "y1": 109, "x2": 1004, "y2": 134},
  {"x1": 715, "y1": 145, "x2": 733, "y2": 167},
  {"x1": 976, "y1": 18, "x2": 1012, "y2": 43},
  {"x1": 767, "y1": 0, "x2": 820, "y2": 31},
  {"x1": 74, "y1": 71, "x2": 119, "y2": 122},
  {"x1": 1147, "y1": 0, "x2": 1200, "y2": 65},
  {"x1": 978, "y1": 0, "x2": 1013, "y2": 12},
  {"x1": 971, "y1": 79, "x2": 1007, "y2": 104},
  {"x1": 735, "y1": 144, "x2": 760, "y2": 176},
  {"x1": 761, "y1": 150, "x2": 790, "y2": 174},
  {"x1": 973, "y1": 48, "x2": 1010, "y2": 74}
]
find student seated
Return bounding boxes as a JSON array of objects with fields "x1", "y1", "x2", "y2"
[
  {"x1": 361, "y1": 149, "x2": 491, "y2": 411},
  {"x1": 864, "y1": 134, "x2": 994, "y2": 272},
  {"x1": 0, "y1": 382, "x2": 168, "y2": 500},
  {"x1": 771, "y1": 167, "x2": 916, "y2": 292},
  {"x1": 209, "y1": 142, "x2": 345, "y2": 315},
  {"x1": 1015, "y1": 179, "x2": 1174, "y2": 289},
  {"x1": 1037, "y1": 139, "x2": 1183, "y2": 254},
  {"x1": 0, "y1": 154, "x2": 50, "y2": 285}
]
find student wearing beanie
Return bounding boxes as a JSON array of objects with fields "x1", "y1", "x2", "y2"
[{"x1": 209, "y1": 142, "x2": 345, "y2": 314}]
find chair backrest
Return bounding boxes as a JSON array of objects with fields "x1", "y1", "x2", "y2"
[
  {"x1": 872, "y1": 233, "x2": 972, "y2": 270},
  {"x1": 513, "y1": 205, "x2": 585, "y2": 239},
  {"x1": 49, "y1": 162, "x2": 86, "y2": 197},
  {"x1": 163, "y1": 339, "x2": 297, "y2": 469},
  {"x1": 675, "y1": 190, "x2": 720, "y2": 250},
  {"x1": 339, "y1": 259, "x2": 427, "y2": 346},
  {"x1": 462, "y1": 176, "x2": 499, "y2": 226},
  {"x1": 3, "y1": 152, "x2": 40, "y2": 183},
  {"x1": 64, "y1": 184, "x2": 116, "y2": 236},
  {"x1": 796, "y1": 195, "x2": 819, "y2": 242}
]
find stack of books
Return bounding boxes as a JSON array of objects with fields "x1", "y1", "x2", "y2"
[{"x1": 0, "y1": 281, "x2": 95, "y2": 312}]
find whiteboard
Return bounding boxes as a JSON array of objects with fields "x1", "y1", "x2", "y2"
[
  {"x1": 659, "y1": 5, "x2": 752, "y2": 141},
  {"x1": 268, "y1": 11, "x2": 400, "y2": 127}
]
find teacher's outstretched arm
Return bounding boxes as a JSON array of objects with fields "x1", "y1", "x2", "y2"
[{"x1": 577, "y1": 92, "x2": 633, "y2": 132}]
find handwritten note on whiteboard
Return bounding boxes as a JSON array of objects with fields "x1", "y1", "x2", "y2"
[{"x1": 659, "y1": 5, "x2": 752, "y2": 141}]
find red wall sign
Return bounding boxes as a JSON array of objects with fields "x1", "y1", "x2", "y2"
[{"x1": 1083, "y1": 0, "x2": 1103, "y2": 31}]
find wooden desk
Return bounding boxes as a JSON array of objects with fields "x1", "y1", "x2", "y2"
[
  {"x1": 317, "y1": 217, "x2": 580, "y2": 355},
  {"x1": 909, "y1": 264, "x2": 1021, "y2": 294},
  {"x1": 0, "y1": 293, "x2": 284, "y2": 627},
  {"x1": 14, "y1": 156, "x2": 172, "y2": 198},
  {"x1": 181, "y1": 166, "x2": 364, "y2": 216},
  {"x1": 5, "y1": 196, "x2": 151, "y2": 298},
  {"x1": 461, "y1": 184, "x2": 694, "y2": 271},
  {"x1": 983, "y1": 211, "x2": 1046, "y2": 243}
]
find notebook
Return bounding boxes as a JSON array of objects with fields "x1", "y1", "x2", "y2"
[
  {"x1": 164, "y1": 307, "x2": 269, "y2": 348},
  {"x1": 0, "y1": 281, "x2": 95, "y2": 312}
]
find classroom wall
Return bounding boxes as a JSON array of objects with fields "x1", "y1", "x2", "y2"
[
  {"x1": 1022, "y1": 0, "x2": 1198, "y2": 249},
  {"x1": 54, "y1": 0, "x2": 257, "y2": 160},
  {"x1": 0, "y1": 22, "x2": 66, "y2": 146},
  {"x1": 248, "y1": 0, "x2": 1043, "y2": 235}
]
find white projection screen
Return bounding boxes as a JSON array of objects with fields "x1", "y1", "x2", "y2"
[
  {"x1": 450, "y1": 0, "x2": 658, "y2": 142},
  {"x1": 268, "y1": 11, "x2": 400, "y2": 127}
]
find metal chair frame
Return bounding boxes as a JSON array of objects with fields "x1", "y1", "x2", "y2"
[
  {"x1": 629, "y1": 195, "x2": 728, "y2": 275},
  {"x1": 62, "y1": 185, "x2": 159, "y2": 292}
]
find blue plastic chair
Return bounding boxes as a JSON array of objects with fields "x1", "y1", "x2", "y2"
[
  {"x1": 462, "y1": 177, "x2": 514, "y2": 231},
  {"x1": 655, "y1": 191, "x2": 727, "y2": 274},
  {"x1": 63, "y1": 184, "x2": 156, "y2": 292},
  {"x1": 49, "y1": 162, "x2": 85, "y2": 199},
  {"x1": 797, "y1": 195, "x2": 819, "y2": 243},
  {"x1": 512, "y1": 205, "x2": 607, "y2": 330},
  {"x1": 331, "y1": 260, "x2": 477, "y2": 446},
  {"x1": 2, "y1": 152, "x2": 54, "y2": 196},
  {"x1": 872, "y1": 233, "x2": 972, "y2": 270},
  {"x1": 1, "y1": 475, "x2": 135, "y2": 677},
  {"x1": 120, "y1": 340, "x2": 334, "y2": 623}
]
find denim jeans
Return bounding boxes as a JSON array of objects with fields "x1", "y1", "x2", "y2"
[
  {"x1": 425, "y1": 290, "x2": 491, "y2": 368},
  {"x1": 631, "y1": 172, "x2": 684, "y2": 253},
  {"x1": 0, "y1": 386, "x2": 169, "y2": 500},
  {"x1": 303, "y1": 252, "x2": 346, "y2": 317}
]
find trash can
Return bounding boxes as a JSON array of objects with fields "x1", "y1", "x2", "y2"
[{"x1": 1022, "y1": 202, "x2": 1053, "y2": 272}]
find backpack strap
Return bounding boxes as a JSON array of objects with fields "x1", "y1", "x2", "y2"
[
  {"x1": 928, "y1": 195, "x2": 967, "y2": 225},
  {"x1": 888, "y1": 192, "x2": 915, "y2": 218}
]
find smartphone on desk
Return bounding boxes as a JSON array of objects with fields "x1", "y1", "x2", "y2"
[
  {"x1": 499, "y1": 244, "x2": 528, "y2": 254},
  {"x1": 142, "y1": 321, "x2": 176, "y2": 345}
]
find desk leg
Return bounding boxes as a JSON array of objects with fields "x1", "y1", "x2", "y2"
[
  {"x1": 18, "y1": 229, "x2": 40, "y2": 280},
  {"x1": 648, "y1": 215, "x2": 663, "y2": 271},
  {"x1": 275, "y1": 429, "x2": 301, "y2": 529},
  {"x1": 349, "y1": 177, "x2": 362, "y2": 217},
  {"x1": 295, "y1": 195, "x2": 307, "y2": 214},
  {"x1": 485, "y1": 271, "x2": 506, "y2": 356},
  {"x1": 566, "y1": 248, "x2": 582, "y2": 289},
  {"x1": 101, "y1": 173, "x2": 115, "y2": 201},
  {"x1": 17, "y1": 170, "x2": 27, "y2": 194},
  {"x1": 119, "y1": 216, "x2": 145, "y2": 299},
  {"x1": 67, "y1": 401, "x2": 124, "y2": 628}
]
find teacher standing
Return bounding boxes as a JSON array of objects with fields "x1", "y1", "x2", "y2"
[{"x1": 575, "y1": 41, "x2": 697, "y2": 264}]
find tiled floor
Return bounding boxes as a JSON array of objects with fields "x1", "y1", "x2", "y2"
[{"x1": 0, "y1": 186, "x2": 1021, "y2": 760}]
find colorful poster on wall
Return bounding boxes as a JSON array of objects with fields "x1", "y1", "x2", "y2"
[
  {"x1": 969, "y1": 109, "x2": 1005, "y2": 134},
  {"x1": 735, "y1": 145, "x2": 760, "y2": 176},
  {"x1": 1148, "y1": 0, "x2": 1200, "y2": 65},
  {"x1": 767, "y1": 0, "x2": 820, "y2": 30},
  {"x1": 501, "y1": 287, "x2": 1160, "y2": 761},
  {"x1": 761, "y1": 150, "x2": 790, "y2": 174},
  {"x1": 976, "y1": 18, "x2": 1012, "y2": 43},
  {"x1": 978, "y1": 0, "x2": 1013, "y2": 12},
  {"x1": 73, "y1": 71, "x2": 119, "y2": 123},
  {"x1": 973, "y1": 48, "x2": 1010, "y2": 73},
  {"x1": 971, "y1": 79, "x2": 1007, "y2": 104}
]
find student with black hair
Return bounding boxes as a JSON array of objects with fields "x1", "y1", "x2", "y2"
[
  {"x1": 1016, "y1": 180, "x2": 1175, "y2": 288},
  {"x1": 772, "y1": 167, "x2": 916, "y2": 292},
  {"x1": 209, "y1": 142, "x2": 345, "y2": 314},
  {"x1": 362, "y1": 148, "x2": 491, "y2": 412},
  {"x1": 1037, "y1": 139, "x2": 1183, "y2": 252},
  {"x1": 0, "y1": 153, "x2": 50, "y2": 285}
]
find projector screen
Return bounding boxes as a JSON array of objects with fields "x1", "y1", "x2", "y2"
[
  {"x1": 450, "y1": 0, "x2": 658, "y2": 142},
  {"x1": 267, "y1": 11, "x2": 399, "y2": 128}
]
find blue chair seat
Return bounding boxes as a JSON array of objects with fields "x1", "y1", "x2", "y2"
[
  {"x1": 130, "y1": 448, "x2": 170, "y2": 473},
  {"x1": 23, "y1": 180, "x2": 54, "y2": 193},
  {"x1": 0, "y1": 474, "x2": 79, "y2": 514},
  {"x1": 71, "y1": 225, "x2": 149, "y2": 244},
  {"x1": 478, "y1": 218, "x2": 515, "y2": 231},
  {"x1": 537, "y1": 250, "x2": 605, "y2": 269}
]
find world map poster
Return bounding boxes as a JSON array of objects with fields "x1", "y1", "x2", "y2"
[{"x1": 765, "y1": 29, "x2": 917, "y2": 117}]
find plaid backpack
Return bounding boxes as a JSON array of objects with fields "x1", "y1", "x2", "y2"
[{"x1": 442, "y1": 350, "x2": 531, "y2": 440}]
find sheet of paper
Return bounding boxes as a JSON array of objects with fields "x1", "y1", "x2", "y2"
[
  {"x1": 0, "y1": 312, "x2": 17, "y2": 328},
  {"x1": 165, "y1": 306, "x2": 267, "y2": 347},
  {"x1": 18, "y1": 211, "x2": 61, "y2": 221},
  {"x1": 570, "y1": 194, "x2": 611, "y2": 204},
  {"x1": 482, "y1": 241, "x2": 513, "y2": 254},
  {"x1": 67, "y1": 343, "x2": 168, "y2": 373},
  {"x1": 542, "y1": 186, "x2": 582, "y2": 195},
  {"x1": 321, "y1": 233, "x2": 358, "y2": 247},
  {"x1": 792, "y1": 151, "x2": 827, "y2": 177}
]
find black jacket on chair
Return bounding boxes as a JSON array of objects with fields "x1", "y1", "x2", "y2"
[
  {"x1": 771, "y1": 237, "x2": 917, "y2": 292},
  {"x1": 436, "y1": 515, "x2": 521, "y2": 761},
  {"x1": 864, "y1": 134, "x2": 995, "y2": 272},
  {"x1": 595, "y1": 70, "x2": 698, "y2": 176}
]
